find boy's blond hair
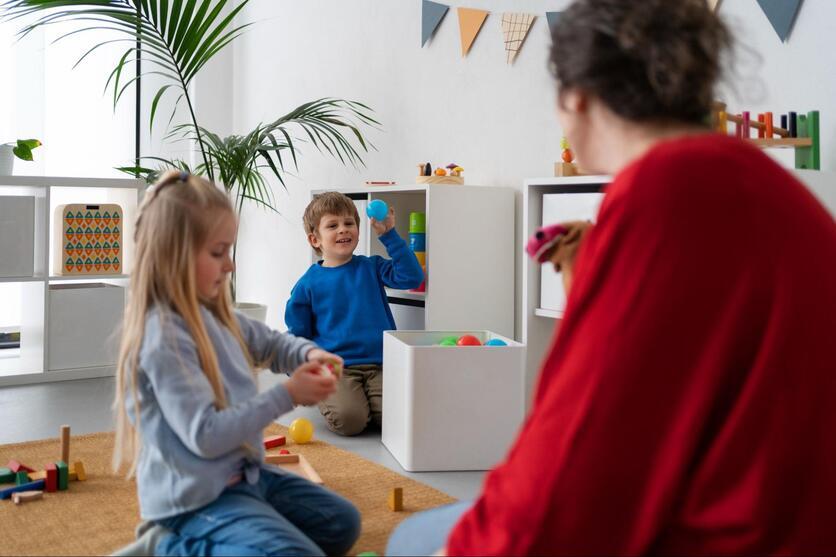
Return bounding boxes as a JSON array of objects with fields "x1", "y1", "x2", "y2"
[{"x1": 303, "y1": 192, "x2": 360, "y2": 255}]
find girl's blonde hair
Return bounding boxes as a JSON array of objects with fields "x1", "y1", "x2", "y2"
[{"x1": 113, "y1": 170, "x2": 253, "y2": 475}]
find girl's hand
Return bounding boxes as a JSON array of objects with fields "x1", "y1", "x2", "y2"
[
  {"x1": 306, "y1": 348, "x2": 344, "y2": 378},
  {"x1": 285, "y1": 361, "x2": 337, "y2": 406},
  {"x1": 371, "y1": 207, "x2": 395, "y2": 236}
]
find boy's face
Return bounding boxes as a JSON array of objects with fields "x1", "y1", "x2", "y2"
[{"x1": 309, "y1": 212, "x2": 359, "y2": 262}]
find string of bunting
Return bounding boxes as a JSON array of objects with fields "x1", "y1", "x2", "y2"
[{"x1": 421, "y1": 0, "x2": 805, "y2": 63}]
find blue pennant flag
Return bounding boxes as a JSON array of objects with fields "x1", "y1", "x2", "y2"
[
  {"x1": 422, "y1": 0, "x2": 449, "y2": 47},
  {"x1": 756, "y1": 0, "x2": 803, "y2": 42},
  {"x1": 546, "y1": 11, "x2": 562, "y2": 32}
]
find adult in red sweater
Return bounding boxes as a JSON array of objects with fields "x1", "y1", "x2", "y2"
[{"x1": 387, "y1": 0, "x2": 836, "y2": 555}]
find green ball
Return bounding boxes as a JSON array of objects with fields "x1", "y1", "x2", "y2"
[{"x1": 439, "y1": 337, "x2": 458, "y2": 346}]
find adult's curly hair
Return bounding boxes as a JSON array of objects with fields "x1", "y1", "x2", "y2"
[{"x1": 549, "y1": 0, "x2": 733, "y2": 125}]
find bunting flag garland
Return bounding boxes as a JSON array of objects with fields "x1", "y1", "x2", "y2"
[
  {"x1": 422, "y1": 0, "x2": 450, "y2": 47},
  {"x1": 756, "y1": 0, "x2": 803, "y2": 42},
  {"x1": 545, "y1": 11, "x2": 562, "y2": 32},
  {"x1": 457, "y1": 7, "x2": 489, "y2": 56},
  {"x1": 501, "y1": 13, "x2": 536, "y2": 64}
]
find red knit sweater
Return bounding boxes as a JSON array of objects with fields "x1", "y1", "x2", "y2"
[{"x1": 447, "y1": 134, "x2": 836, "y2": 555}]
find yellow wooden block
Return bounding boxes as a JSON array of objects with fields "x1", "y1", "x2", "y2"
[
  {"x1": 388, "y1": 487, "x2": 403, "y2": 512},
  {"x1": 70, "y1": 461, "x2": 86, "y2": 481},
  {"x1": 28, "y1": 470, "x2": 47, "y2": 481}
]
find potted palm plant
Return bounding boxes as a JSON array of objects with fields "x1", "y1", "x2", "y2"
[{"x1": 1, "y1": 0, "x2": 378, "y2": 320}]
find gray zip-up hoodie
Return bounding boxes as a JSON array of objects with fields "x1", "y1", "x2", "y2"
[{"x1": 126, "y1": 304, "x2": 315, "y2": 520}]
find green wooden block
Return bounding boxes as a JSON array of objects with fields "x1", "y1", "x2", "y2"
[
  {"x1": 357, "y1": 553, "x2": 379, "y2": 557},
  {"x1": 0, "y1": 467, "x2": 14, "y2": 484},
  {"x1": 57, "y1": 461, "x2": 69, "y2": 491},
  {"x1": 15, "y1": 471, "x2": 30, "y2": 485},
  {"x1": 795, "y1": 110, "x2": 820, "y2": 171}
]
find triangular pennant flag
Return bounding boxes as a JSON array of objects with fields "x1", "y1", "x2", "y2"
[
  {"x1": 457, "y1": 8, "x2": 489, "y2": 56},
  {"x1": 546, "y1": 11, "x2": 562, "y2": 32},
  {"x1": 706, "y1": 0, "x2": 722, "y2": 12},
  {"x1": 756, "y1": 0, "x2": 803, "y2": 42},
  {"x1": 500, "y1": 12, "x2": 536, "y2": 64},
  {"x1": 422, "y1": 0, "x2": 449, "y2": 47}
]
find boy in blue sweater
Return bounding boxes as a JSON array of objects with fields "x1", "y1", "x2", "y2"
[{"x1": 286, "y1": 192, "x2": 424, "y2": 435}]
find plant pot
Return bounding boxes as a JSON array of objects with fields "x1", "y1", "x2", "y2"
[
  {"x1": 0, "y1": 145, "x2": 14, "y2": 175},
  {"x1": 235, "y1": 302, "x2": 267, "y2": 323}
]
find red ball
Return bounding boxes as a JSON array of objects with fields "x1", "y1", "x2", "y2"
[{"x1": 456, "y1": 334, "x2": 482, "y2": 346}]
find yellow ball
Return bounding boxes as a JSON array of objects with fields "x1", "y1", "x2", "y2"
[{"x1": 288, "y1": 418, "x2": 314, "y2": 444}]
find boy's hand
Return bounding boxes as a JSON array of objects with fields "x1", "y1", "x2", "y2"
[
  {"x1": 371, "y1": 207, "x2": 395, "y2": 236},
  {"x1": 285, "y1": 361, "x2": 337, "y2": 406},
  {"x1": 306, "y1": 348, "x2": 344, "y2": 378}
]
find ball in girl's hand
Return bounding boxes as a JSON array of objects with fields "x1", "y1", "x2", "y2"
[
  {"x1": 367, "y1": 199, "x2": 388, "y2": 221},
  {"x1": 289, "y1": 418, "x2": 314, "y2": 444}
]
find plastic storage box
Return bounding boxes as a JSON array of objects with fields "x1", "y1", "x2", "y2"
[{"x1": 382, "y1": 330, "x2": 525, "y2": 471}]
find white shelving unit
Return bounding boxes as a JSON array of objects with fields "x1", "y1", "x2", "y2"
[
  {"x1": 0, "y1": 175, "x2": 144, "y2": 387},
  {"x1": 312, "y1": 183, "x2": 515, "y2": 338},
  {"x1": 521, "y1": 175, "x2": 610, "y2": 402}
]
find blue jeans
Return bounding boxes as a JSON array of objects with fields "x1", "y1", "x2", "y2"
[
  {"x1": 155, "y1": 468, "x2": 361, "y2": 556},
  {"x1": 386, "y1": 501, "x2": 472, "y2": 556}
]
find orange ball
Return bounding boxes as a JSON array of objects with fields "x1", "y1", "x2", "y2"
[{"x1": 435, "y1": 167, "x2": 447, "y2": 176}]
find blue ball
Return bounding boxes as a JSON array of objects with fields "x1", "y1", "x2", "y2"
[
  {"x1": 367, "y1": 199, "x2": 388, "y2": 221},
  {"x1": 485, "y1": 338, "x2": 508, "y2": 346}
]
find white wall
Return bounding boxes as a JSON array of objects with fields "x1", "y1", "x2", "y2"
[{"x1": 230, "y1": 0, "x2": 836, "y2": 335}]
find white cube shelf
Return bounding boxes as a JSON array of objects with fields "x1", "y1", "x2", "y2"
[
  {"x1": 47, "y1": 282, "x2": 125, "y2": 371},
  {"x1": 382, "y1": 330, "x2": 525, "y2": 471},
  {"x1": 0, "y1": 196, "x2": 36, "y2": 278}
]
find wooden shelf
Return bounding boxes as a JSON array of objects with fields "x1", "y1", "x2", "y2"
[
  {"x1": 0, "y1": 276, "x2": 46, "y2": 284},
  {"x1": 0, "y1": 175, "x2": 143, "y2": 189},
  {"x1": 534, "y1": 308, "x2": 563, "y2": 319},
  {"x1": 750, "y1": 138, "x2": 813, "y2": 148},
  {"x1": 386, "y1": 288, "x2": 426, "y2": 302}
]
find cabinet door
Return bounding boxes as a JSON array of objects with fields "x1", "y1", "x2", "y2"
[{"x1": 539, "y1": 192, "x2": 604, "y2": 313}]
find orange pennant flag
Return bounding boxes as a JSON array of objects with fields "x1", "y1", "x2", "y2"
[{"x1": 457, "y1": 7, "x2": 489, "y2": 56}]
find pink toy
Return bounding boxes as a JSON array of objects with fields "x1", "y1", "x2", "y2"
[{"x1": 525, "y1": 223, "x2": 569, "y2": 263}]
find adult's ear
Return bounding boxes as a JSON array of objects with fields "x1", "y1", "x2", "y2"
[{"x1": 558, "y1": 87, "x2": 589, "y2": 115}]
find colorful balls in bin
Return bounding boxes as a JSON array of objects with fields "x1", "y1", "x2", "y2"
[
  {"x1": 439, "y1": 337, "x2": 458, "y2": 346},
  {"x1": 366, "y1": 199, "x2": 388, "y2": 221},
  {"x1": 456, "y1": 334, "x2": 482, "y2": 346},
  {"x1": 485, "y1": 338, "x2": 508, "y2": 346}
]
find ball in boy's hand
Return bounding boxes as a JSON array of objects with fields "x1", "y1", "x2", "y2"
[
  {"x1": 289, "y1": 418, "x2": 314, "y2": 444},
  {"x1": 367, "y1": 199, "x2": 388, "y2": 221}
]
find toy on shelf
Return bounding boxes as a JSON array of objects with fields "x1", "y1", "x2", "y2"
[
  {"x1": 388, "y1": 487, "x2": 404, "y2": 512},
  {"x1": 55, "y1": 204, "x2": 123, "y2": 275},
  {"x1": 288, "y1": 418, "x2": 314, "y2": 444},
  {"x1": 555, "y1": 137, "x2": 584, "y2": 177},
  {"x1": 366, "y1": 199, "x2": 389, "y2": 221},
  {"x1": 408, "y1": 211, "x2": 427, "y2": 293},
  {"x1": 416, "y1": 161, "x2": 464, "y2": 184},
  {"x1": 711, "y1": 101, "x2": 820, "y2": 170}
]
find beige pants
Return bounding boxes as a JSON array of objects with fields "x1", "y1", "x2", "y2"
[{"x1": 318, "y1": 364, "x2": 382, "y2": 436}]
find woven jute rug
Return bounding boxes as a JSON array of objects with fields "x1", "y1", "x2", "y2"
[{"x1": 0, "y1": 424, "x2": 456, "y2": 556}]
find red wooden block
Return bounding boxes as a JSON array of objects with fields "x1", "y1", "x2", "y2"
[
  {"x1": 7, "y1": 460, "x2": 34, "y2": 474},
  {"x1": 279, "y1": 449, "x2": 290, "y2": 455},
  {"x1": 45, "y1": 463, "x2": 57, "y2": 493},
  {"x1": 263, "y1": 435, "x2": 286, "y2": 449}
]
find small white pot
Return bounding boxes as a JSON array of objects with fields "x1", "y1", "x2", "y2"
[
  {"x1": 0, "y1": 145, "x2": 14, "y2": 176},
  {"x1": 235, "y1": 302, "x2": 268, "y2": 323}
]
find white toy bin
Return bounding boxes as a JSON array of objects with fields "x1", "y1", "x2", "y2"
[{"x1": 382, "y1": 330, "x2": 526, "y2": 472}]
